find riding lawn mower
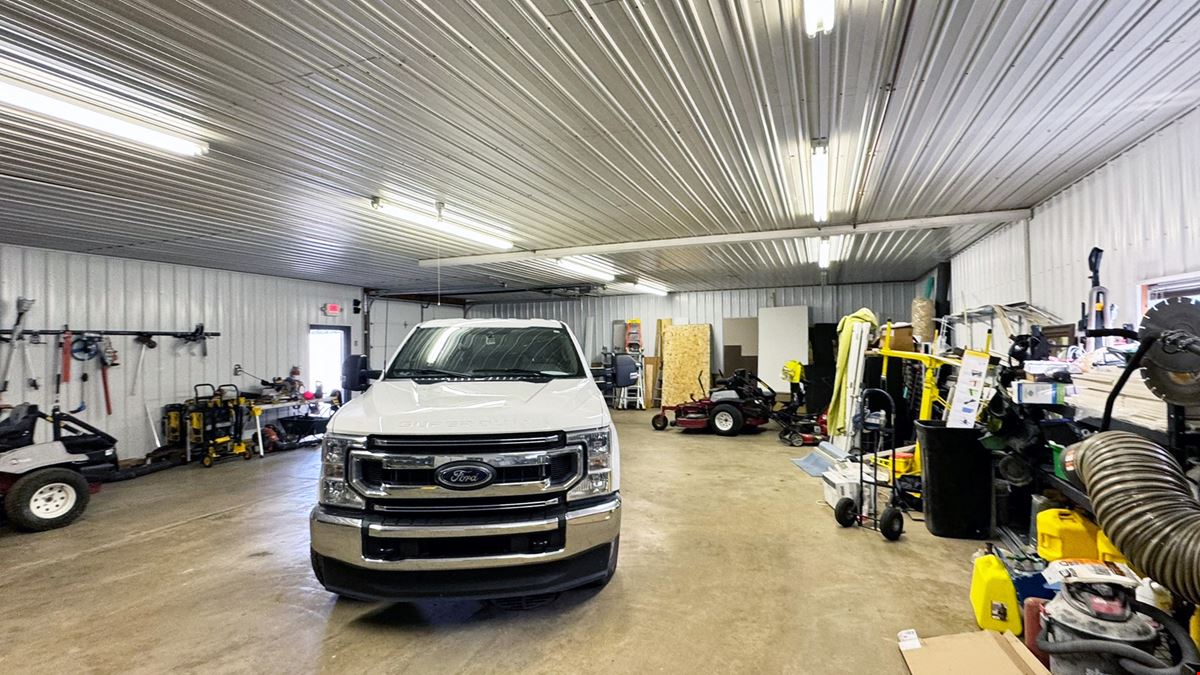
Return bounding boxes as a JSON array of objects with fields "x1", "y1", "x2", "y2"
[
  {"x1": 651, "y1": 369, "x2": 777, "y2": 436},
  {"x1": 0, "y1": 403, "x2": 118, "y2": 531}
]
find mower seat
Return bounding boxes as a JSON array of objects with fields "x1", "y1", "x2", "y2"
[
  {"x1": 0, "y1": 403, "x2": 39, "y2": 451},
  {"x1": 61, "y1": 434, "x2": 116, "y2": 454}
]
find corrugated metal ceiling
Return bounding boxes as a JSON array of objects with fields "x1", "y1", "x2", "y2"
[{"x1": 0, "y1": 1, "x2": 1197, "y2": 295}]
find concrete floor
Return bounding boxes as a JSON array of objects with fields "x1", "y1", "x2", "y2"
[{"x1": 0, "y1": 410, "x2": 980, "y2": 674}]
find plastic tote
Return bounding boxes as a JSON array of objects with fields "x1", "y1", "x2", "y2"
[{"x1": 916, "y1": 420, "x2": 992, "y2": 539}]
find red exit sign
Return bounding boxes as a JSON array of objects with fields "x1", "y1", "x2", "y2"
[{"x1": 321, "y1": 303, "x2": 342, "y2": 316}]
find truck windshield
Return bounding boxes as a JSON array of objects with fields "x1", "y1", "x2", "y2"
[{"x1": 386, "y1": 326, "x2": 586, "y2": 380}]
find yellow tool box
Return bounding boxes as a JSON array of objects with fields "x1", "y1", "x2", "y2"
[{"x1": 1036, "y1": 509, "x2": 1099, "y2": 561}]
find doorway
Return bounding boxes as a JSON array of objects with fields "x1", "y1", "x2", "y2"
[{"x1": 309, "y1": 325, "x2": 350, "y2": 397}]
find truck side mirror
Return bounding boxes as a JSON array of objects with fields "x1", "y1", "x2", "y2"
[{"x1": 341, "y1": 355, "x2": 380, "y2": 392}]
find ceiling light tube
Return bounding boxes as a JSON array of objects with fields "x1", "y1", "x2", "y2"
[
  {"x1": 804, "y1": 0, "x2": 836, "y2": 36},
  {"x1": 371, "y1": 197, "x2": 513, "y2": 250},
  {"x1": 0, "y1": 73, "x2": 208, "y2": 156},
  {"x1": 811, "y1": 145, "x2": 829, "y2": 223},
  {"x1": 631, "y1": 278, "x2": 669, "y2": 296},
  {"x1": 817, "y1": 237, "x2": 831, "y2": 269},
  {"x1": 557, "y1": 257, "x2": 616, "y2": 282}
]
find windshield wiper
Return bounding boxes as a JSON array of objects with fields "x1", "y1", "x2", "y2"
[
  {"x1": 390, "y1": 367, "x2": 472, "y2": 379},
  {"x1": 472, "y1": 368, "x2": 556, "y2": 379}
]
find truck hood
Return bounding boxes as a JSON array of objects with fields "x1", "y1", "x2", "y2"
[{"x1": 329, "y1": 378, "x2": 610, "y2": 436}]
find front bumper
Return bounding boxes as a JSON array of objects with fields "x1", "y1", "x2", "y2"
[{"x1": 309, "y1": 494, "x2": 620, "y2": 600}]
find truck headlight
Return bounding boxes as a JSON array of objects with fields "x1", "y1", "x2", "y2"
[
  {"x1": 567, "y1": 427, "x2": 615, "y2": 501},
  {"x1": 320, "y1": 434, "x2": 366, "y2": 509}
]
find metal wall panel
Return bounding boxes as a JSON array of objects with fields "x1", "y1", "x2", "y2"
[
  {"x1": 948, "y1": 220, "x2": 1029, "y2": 349},
  {"x1": 473, "y1": 281, "x2": 914, "y2": 367},
  {"x1": 1030, "y1": 106, "x2": 1200, "y2": 328},
  {"x1": 950, "y1": 220, "x2": 1028, "y2": 309},
  {"x1": 0, "y1": 243, "x2": 363, "y2": 460},
  {"x1": 950, "y1": 106, "x2": 1200, "y2": 344}
]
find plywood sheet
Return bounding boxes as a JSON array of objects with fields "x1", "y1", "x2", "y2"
[
  {"x1": 661, "y1": 324, "x2": 711, "y2": 406},
  {"x1": 644, "y1": 356, "x2": 661, "y2": 407},
  {"x1": 654, "y1": 318, "x2": 673, "y2": 357}
]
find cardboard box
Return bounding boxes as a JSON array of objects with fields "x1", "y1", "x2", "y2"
[
  {"x1": 821, "y1": 465, "x2": 860, "y2": 508},
  {"x1": 882, "y1": 324, "x2": 916, "y2": 351},
  {"x1": 899, "y1": 630, "x2": 1049, "y2": 675}
]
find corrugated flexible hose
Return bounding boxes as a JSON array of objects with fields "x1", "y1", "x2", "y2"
[
  {"x1": 1071, "y1": 431, "x2": 1200, "y2": 604},
  {"x1": 1054, "y1": 430, "x2": 1200, "y2": 674}
]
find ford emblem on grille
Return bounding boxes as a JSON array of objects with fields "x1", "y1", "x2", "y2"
[{"x1": 434, "y1": 462, "x2": 497, "y2": 490}]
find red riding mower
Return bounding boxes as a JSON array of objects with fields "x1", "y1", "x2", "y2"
[{"x1": 651, "y1": 369, "x2": 777, "y2": 436}]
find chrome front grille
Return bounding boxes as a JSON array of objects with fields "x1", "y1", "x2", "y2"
[{"x1": 349, "y1": 432, "x2": 582, "y2": 500}]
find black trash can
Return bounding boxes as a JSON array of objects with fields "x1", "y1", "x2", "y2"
[{"x1": 916, "y1": 420, "x2": 992, "y2": 539}]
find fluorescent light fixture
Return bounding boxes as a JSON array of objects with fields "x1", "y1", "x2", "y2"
[
  {"x1": 557, "y1": 256, "x2": 616, "y2": 282},
  {"x1": 371, "y1": 197, "x2": 513, "y2": 250},
  {"x1": 803, "y1": 234, "x2": 848, "y2": 268},
  {"x1": 804, "y1": 0, "x2": 836, "y2": 36},
  {"x1": 631, "y1": 278, "x2": 669, "y2": 296},
  {"x1": 0, "y1": 59, "x2": 208, "y2": 156},
  {"x1": 810, "y1": 145, "x2": 829, "y2": 223}
]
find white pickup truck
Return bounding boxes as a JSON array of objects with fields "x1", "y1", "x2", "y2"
[{"x1": 309, "y1": 318, "x2": 621, "y2": 601}]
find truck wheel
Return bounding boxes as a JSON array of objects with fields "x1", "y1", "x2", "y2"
[
  {"x1": 710, "y1": 404, "x2": 744, "y2": 436},
  {"x1": 650, "y1": 414, "x2": 669, "y2": 431},
  {"x1": 4, "y1": 468, "x2": 91, "y2": 532},
  {"x1": 834, "y1": 497, "x2": 858, "y2": 528}
]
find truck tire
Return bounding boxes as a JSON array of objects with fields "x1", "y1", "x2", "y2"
[
  {"x1": 710, "y1": 404, "x2": 744, "y2": 436},
  {"x1": 4, "y1": 468, "x2": 91, "y2": 532}
]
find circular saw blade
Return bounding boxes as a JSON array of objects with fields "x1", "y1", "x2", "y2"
[
  {"x1": 1140, "y1": 296, "x2": 1200, "y2": 373},
  {"x1": 1141, "y1": 365, "x2": 1200, "y2": 407}
]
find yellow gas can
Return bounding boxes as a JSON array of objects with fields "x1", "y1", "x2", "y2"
[
  {"x1": 1096, "y1": 529, "x2": 1127, "y2": 564},
  {"x1": 1037, "y1": 509, "x2": 1099, "y2": 561},
  {"x1": 970, "y1": 554, "x2": 1023, "y2": 635}
]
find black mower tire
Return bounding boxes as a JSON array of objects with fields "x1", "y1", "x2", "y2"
[
  {"x1": 880, "y1": 507, "x2": 904, "y2": 541},
  {"x1": 650, "y1": 414, "x2": 669, "y2": 431},
  {"x1": 4, "y1": 468, "x2": 91, "y2": 532},
  {"x1": 710, "y1": 404, "x2": 744, "y2": 436},
  {"x1": 834, "y1": 497, "x2": 858, "y2": 528}
]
